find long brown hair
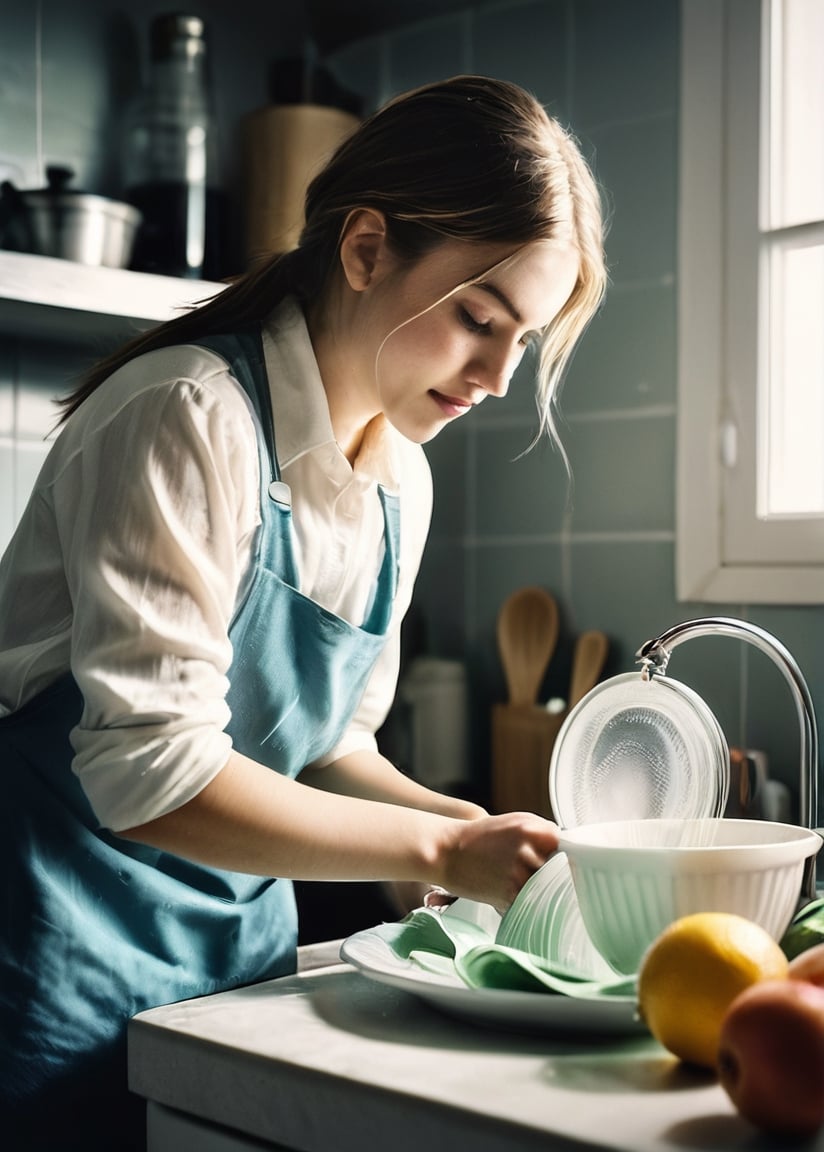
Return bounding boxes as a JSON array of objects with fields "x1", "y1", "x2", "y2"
[{"x1": 59, "y1": 75, "x2": 607, "y2": 428}]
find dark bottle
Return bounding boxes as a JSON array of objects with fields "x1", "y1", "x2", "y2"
[{"x1": 123, "y1": 13, "x2": 226, "y2": 280}]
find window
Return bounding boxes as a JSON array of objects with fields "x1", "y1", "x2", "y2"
[{"x1": 678, "y1": 0, "x2": 824, "y2": 603}]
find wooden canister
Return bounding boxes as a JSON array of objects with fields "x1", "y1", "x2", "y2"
[{"x1": 241, "y1": 104, "x2": 360, "y2": 265}]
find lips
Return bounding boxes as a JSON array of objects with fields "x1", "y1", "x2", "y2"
[{"x1": 429, "y1": 389, "x2": 475, "y2": 418}]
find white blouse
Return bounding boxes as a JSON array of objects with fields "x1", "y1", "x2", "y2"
[{"x1": 0, "y1": 298, "x2": 433, "y2": 830}]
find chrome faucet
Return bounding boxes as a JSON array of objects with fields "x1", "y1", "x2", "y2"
[{"x1": 636, "y1": 616, "x2": 820, "y2": 897}]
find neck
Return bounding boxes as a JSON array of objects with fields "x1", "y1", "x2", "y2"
[{"x1": 306, "y1": 297, "x2": 379, "y2": 467}]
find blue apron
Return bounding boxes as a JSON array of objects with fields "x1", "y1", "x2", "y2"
[{"x1": 0, "y1": 331, "x2": 400, "y2": 1150}]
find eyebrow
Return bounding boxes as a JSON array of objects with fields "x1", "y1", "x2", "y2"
[{"x1": 476, "y1": 282, "x2": 522, "y2": 324}]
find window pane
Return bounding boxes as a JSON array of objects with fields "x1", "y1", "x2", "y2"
[
  {"x1": 769, "y1": 0, "x2": 824, "y2": 228},
  {"x1": 760, "y1": 240, "x2": 824, "y2": 517}
]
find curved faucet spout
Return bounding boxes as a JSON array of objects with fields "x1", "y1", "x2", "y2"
[{"x1": 636, "y1": 616, "x2": 819, "y2": 834}]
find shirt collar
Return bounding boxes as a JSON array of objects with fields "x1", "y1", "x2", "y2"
[{"x1": 260, "y1": 296, "x2": 400, "y2": 490}]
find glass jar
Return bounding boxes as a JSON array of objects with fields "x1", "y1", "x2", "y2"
[{"x1": 123, "y1": 13, "x2": 225, "y2": 280}]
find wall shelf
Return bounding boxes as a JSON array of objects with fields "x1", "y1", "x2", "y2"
[{"x1": 0, "y1": 251, "x2": 225, "y2": 345}]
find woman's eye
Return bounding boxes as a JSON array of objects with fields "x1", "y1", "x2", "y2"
[{"x1": 459, "y1": 306, "x2": 491, "y2": 335}]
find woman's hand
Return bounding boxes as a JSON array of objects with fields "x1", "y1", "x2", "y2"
[{"x1": 434, "y1": 810, "x2": 559, "y2": 914}]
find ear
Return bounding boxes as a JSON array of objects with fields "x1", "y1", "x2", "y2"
[{"x1": 338, "y1": 208, "x2": 390, "y2": 292}]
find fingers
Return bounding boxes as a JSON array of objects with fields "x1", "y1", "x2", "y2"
[
  {"x1": 439, "y1": 811, "x2": 560, "y2": 913},
  {"x1": 423, "y1": 886, "x2": 457, "y2": 909}
]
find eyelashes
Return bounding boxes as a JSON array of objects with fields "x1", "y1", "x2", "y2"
[
  {"x1": 458, "y1": 305, "x2": 491, "y2": 335},
  {"x1": 458, "y1": 305, "x2": 539, "y2": 349}
]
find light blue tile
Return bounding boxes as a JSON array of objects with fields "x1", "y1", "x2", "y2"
[
  {"x1": 326, "y1": 36, "x2": 386, "y2": 114},
  {"x1": 571, "y1": 0, "x2": 679, "y2": 131},
  {"x1": 566, "y1": 538, "x2": 746, "y2": 768},
  {"x1": 0, "y1": 444, "x2": 14, "y2": 556},
  {"x1": 15, "y1": 338, "x2": 88, "y2": 439},
  {"x1": 563, "y1": 279, "x2": 677, "y2": 414},
  {"x1": 469, "y1": 535, "x2": 565, "y2": 700},
  {"x1": 744, "y1": 606, "x2": 824, "y2": 713},
  {"x1": 740, "y1": 605, "x2": 824, "y2": 808},
  {"x1": 423, "y1": 423, "x2": 467, "y2": 540},
  {"x1": 749, "y1": 610, "x2": 823, "y2": 670},
  {"x1": 16, "y1": 381, "x2": 60, "y2": 441},
  {"x1": 386, "y1": 16, "x2": 468, "y2": 95},
  {"x1": 473, "y1": 0, "x2": 569, "y2": 120},
  {"x1": 18, "y1": 335, "x2": 89, "y2": 381},
  {"x1": 410, "y1": 537, "x2": 467, "y2": 659},
  {"x1": 37, "y1": 6, "x2": 139, "y2": 197},
  {"x1": 564, "y1": 411, "x2": 675, "y2": 534},
  {"x1": 474, "y1": 424, "x2": 570, "y2": 537},
  {"x1": 590, "y1": 114, "x2": 678, "y2": 285},
  {"x1": 14, "y1": 439, "x2": 49, "y2": 520},
  {"x1": 566, "y1": 537, "x2": 678, "y2": 654},
  {"x1": 0, "y1": 4, "x2": 39, "y2": 186},
  {"x1": 0, "y1": 354, "x2": 14, "y2": 435}
]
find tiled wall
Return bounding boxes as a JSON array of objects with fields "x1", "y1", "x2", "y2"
[
  {"x1": 2, "y1": 0, "x2": 822, "y2": 818},
  {"x1": 327, "y1": 0, "x2": 824, "y2": 813}
]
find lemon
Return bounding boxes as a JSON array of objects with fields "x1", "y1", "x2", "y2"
[{"x1": 637, "y1": 912, "x2": 789, "y2": 1069}]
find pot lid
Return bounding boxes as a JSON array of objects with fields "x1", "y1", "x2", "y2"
[
  {"x1": 19, "y1": 165, "x2": 89, "y2": 200},
  {"x1": 1, "y1": 166, "x2": 142, "y2": 226}
]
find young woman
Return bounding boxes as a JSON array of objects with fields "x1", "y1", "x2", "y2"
[{"x1": 0, "y1": 75, "x2": 606, "y2": 1149}]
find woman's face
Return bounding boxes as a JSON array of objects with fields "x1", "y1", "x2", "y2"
[{"x1": 367, "y1": 238, "x2": 580, "y2": 444}]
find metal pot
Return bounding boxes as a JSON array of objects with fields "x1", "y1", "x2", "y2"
[{"x1": 0, "y1": 165, "x2": 142, "y2": 269}]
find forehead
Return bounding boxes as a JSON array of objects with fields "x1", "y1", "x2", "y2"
[{"x1": 415, "y1": 238, "x2": 579, "y2": 330}]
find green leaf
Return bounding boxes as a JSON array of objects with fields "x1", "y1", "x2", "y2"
[{"x1": 780, "y1": 898, "x2": 824, "y2": 960}]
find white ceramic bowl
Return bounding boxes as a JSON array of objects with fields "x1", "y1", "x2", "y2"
[{"x1": 558, "y1": 818, "x2": 822, "y2": 976}]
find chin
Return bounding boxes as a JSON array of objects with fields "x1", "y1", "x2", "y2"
[{"x1": 386, "y1": 413, "x2": 445, "y2": 445}]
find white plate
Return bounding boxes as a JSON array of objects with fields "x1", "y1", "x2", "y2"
[{"x1": 340, "y1": 921, "x2": 646, "y2": 1037}]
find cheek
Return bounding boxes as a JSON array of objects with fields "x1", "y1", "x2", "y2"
[{"x1": 382, "y1": 316, "x2": 462, "y2": 382}]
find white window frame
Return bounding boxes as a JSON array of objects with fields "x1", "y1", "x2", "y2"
[{"x1": 677, "y1": 0, "x2": 824, "y2": 603}]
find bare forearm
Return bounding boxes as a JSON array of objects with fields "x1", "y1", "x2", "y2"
[
  {"x1": 118, "y1": 749, "x2": 559, "y2": 912},
  {"x1": 119, "y1": 750, "x2": 447, "y2": 883},
  {"x1": 300, "y1": 748, "x2": 486, "y2": 820}
]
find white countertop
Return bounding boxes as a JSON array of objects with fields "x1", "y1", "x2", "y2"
[{"x1": 128, "y1": 938, "x2": 823, "y2": 1152}]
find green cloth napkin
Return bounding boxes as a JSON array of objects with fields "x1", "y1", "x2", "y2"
[{"x1": 385, "y1": 908, "x2": 636, "y2": 999}]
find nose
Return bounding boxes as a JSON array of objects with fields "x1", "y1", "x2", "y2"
[{"x1": 470, "y1": 343, "x2": 523, "y2": 399}]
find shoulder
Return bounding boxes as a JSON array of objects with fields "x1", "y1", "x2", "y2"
[
  {"x1": 46, "y1": 343, "x2": 263, "y2": 507},
  {"x1": 72, "y1": 342, "x2": 259, "y2": 444},
  {"x1": 111, "y1": 342, "x2": 253, "y2": 409}
]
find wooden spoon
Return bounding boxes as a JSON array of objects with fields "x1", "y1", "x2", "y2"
[
  {"x1": 568, "y1": 629, "x2": 609, "y2": 709},
  {"x1": 497, "y1": 586, "x2": 559, "y2": 706}
]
